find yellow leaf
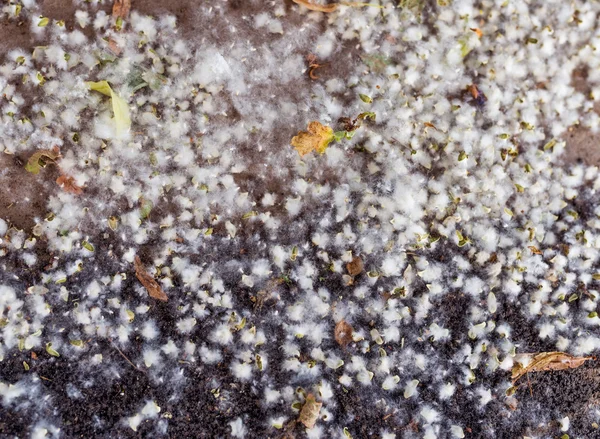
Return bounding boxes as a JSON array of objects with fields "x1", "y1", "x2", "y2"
[
  {"x1": 511, "y1": 351, "x2": 594, "y2": 384},
  {"x1": 86, "y1": 80, "x2": 131, "y2": 136},
  {"x1": 291, "y1": 121, "x2": 334, "y2": 157}
]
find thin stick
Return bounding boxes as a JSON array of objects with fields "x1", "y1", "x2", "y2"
[{"x1": 113, "y1": 343, "x2": 144, "y2": 373}]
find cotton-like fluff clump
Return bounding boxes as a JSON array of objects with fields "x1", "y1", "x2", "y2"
[{"x1": 3, "y1": 1, "x2": 600, "y2": 437}]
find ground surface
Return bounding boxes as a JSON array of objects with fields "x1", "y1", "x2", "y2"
[{"x1": 2, "y1": 1, "x2": 600, "y2": 438}]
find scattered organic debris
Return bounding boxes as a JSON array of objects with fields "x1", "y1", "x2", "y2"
[
  {"x1": 109, "y1": 0, "x2": 131, "y2": 54},
  {"x1": 338, "y1": 111, "x2": 376, "y2": 133},
  {"x1": 467, "y1": 84, "x2": 487, "y2": 107},
  {"x1": 292, "y1": 0, "x2": 338, "y2": 12},
  {"x1": 291, "y1": 112, "x2": 376, "y2": 157},
  {"x1": 470, "y1": 27, "x2": 483, "y2": 38},
  {"x1": 56, "y1": 175, "x2": 83, "y2": 195},
  {"x1": 292, "y1": 0, "x2": 385, "y2": 13},
  {"x1": 134, "y1": 255, "x2": 168, "y2": 302},
  {"x1": 511, "y1": 352, "x2": 594, "y2": 384},
  {"x1": 335, "y1": 319, "x2": 354, "y2": 347},
  {"x1": 24, "y1": 147, "x2": 61, "y2": 174},
  {"x1": 298, "y1": 393, "x2": 322, "y2": 429},
  {"x1": 307, "y1": 54, "x2": 326, "y2": 80},
  {"x1": 24, "y1": 147, "x2": 84, "y2": 194},
  {"x1": 346, "y1": 256, "x2": 364, "y2": 276},
  {"x1": 86, "y1": 80, "x2": 132, "y2": 136},
  {"x1": 112, "y1": 0, "x2": 131, "y2": 21},
  {"x1": 291, "y1": 121, "x2": 335, "y2": 157}
]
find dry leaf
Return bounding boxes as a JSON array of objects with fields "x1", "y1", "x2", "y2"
[
  {"x1": 334, "y1": 320, "x2": 353, "y2": 347},
  {"x1": 108, "y1": 38, "x2": 122, "y2": 56},
  {"x1": 112, "y1": 0, "x2": 131, "y2": 19},
  {"x1": 291, "y1": 121, "x2": 334, "y2": 157},
  {"x1": 24, "y1": 146, "x2": 61, "y2": 174},
  {"x1": 346, "y1": 256, "x2": 363, "y2": 276},
  {"x1": 298, "y1": 393, "x2": 322, "y2": 429},
  {"x1": 512, "y1": 352, "x2": 594, "y2": 384},
  {"x1": 134, "y1": 255, "x2": 168, "y2": 302},
  {"x1": 528, "y1": 246, "x2": 542, "y2": 255},
  {"x1": 470, "y1": 27, "x2": 483, "y2": 38},
  {"x1": 292, "y1": 0, "x2": 338, "y2": 12},
  {"x1": 56, "y1": 175, "x2": 83, "y2": 195}
]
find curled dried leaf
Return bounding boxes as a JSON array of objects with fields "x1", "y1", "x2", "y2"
[
  {"x1": 470, "y1": 27, "x2": 483, "y2": 38},
  {"x1": 134, "y1": 255, "x2": 168, "y2": 302},
  {"x1": 298, "y1": 393, "x2": 322, "y2": 429},
  {"x1": 112, "y1": 0, "x2": 131, "y2": 20},
  {"x1": 292, "y1": 0, "x2": 338, "y2": 12},
  {"x1": 346, "y1": 256, "x2": 363, "y2": 277},
  {"x1": 512, "y1": 352, "x2": 594, "y2": 384},
  {"x1": 335, "y1": 320, "x2": 353, "y2": 347},
  {"x1": 56, "y1": 175, "x2": 83, "y2": 195},
  {"x1": 24, "y1": 146, "x2": 61, "y2": 174},
  {"x1": 291, "y1": 121, "x2": 334, "y2": 157}
]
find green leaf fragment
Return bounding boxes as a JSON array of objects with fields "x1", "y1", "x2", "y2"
[
  {"x1": 38, "y1": 16, "x2": 49, "y2": 27},
  {"x1": 46, "y1": 343, "x2": 60, "y2": 357},
  {"x1": 242, "y1": 211, "x2": 258, "y2": 219},
  {"x1": 544, "y1": 138, "x2": 557, "y2": 150},
  {"x1": 359, "y1": 94, "x2": 373, "y2": 104},
  {"x1": 140, "y1": 198, "x2": 153, "y2": 220},
  {"x1": 82, "y1": 241, "x2": 94, "y2": 252},
  {"x1": 23, "y1": 361, "x2": 30, "y2": 371},
  {"x1": 25, "y1": 149, "x2": 61, "y2": 174},
  {"x1": 70, "y1": 340, "x2": 84, "y2": 347}
]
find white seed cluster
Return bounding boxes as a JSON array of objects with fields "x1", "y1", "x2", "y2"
[{"x1": 1, "y1": 0, "x2": 600, "y2": 437}]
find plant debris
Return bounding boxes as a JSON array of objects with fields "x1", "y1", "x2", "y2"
[
  {"x1": 56, "y1": 175, "x2": 83, "y2": 195},
  {"x1": 511, "y1": 352, "x2": 594, "y2": 384},
  {"x1": 291, "y1": 121, "x2": 335, "y2": 157},
  {"x1": 338, "y1": 111, "x2": 376, "y2": 133},
  {"x1": 307, "y1": 53, "x2": 326, "y2": 80},
  {"x1": 86, "y1": 80, "x2": 131, "y2": 136},
  {"x1": 335, "y1": 319, "x2": 354, "y2": 347},
  {"x1": 134, "y1": 255, "x2": 168, "y2": 302},
  {"x1": 467, "y1": 84, "x2": 487, "y2": 107},
  {"x1": 346, "y1": 256, "x2": 364, "y2": 276},
  {"x1": 24, "y1": 147, "x2": 61, "y2": 174},
  {"x1": 292, "y1": 0, "x2": 338, "y2": 12},
  {"x1": 298, "y1": 393, "x2": 322, "y2": 429},
  {"x1": 112, "y1": 0, "x2": 131, "y2": 20}
]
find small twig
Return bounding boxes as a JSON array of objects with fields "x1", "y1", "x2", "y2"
[
  {"x1": 527, "y1": 373, "x2": 533, "y2": 397},
  {"x1": 112, "y1": 343, "x2": 144, "y2": 373}
]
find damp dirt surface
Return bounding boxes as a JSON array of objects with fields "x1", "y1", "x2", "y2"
[{"x1": 2, "y1": 1, "x2": 600, "y2": 439}]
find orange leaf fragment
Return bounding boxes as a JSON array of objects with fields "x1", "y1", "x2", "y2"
[
  {"x1": 56, "y1": 175, "x2": 83, "y2": 195},
  {"x1": 292, "y1": 0, "x2": 338, "y2": 13},
  {"x1": 298, "y1": 393, "x2": 322, "y2": 429},
  {"x1": 470, "y1": 27, "x2": 483, "y2": 38},
  {"x1": 112, "y1": 0, "x2": 131, "y2": 20},
  {"x1": 511, "y1": 352, "x2": 594, "y2": 384},
  {"x1": 334, "y1": 319, "x2": 353, "y2": 347},
  {"x1": 134, "y1": 255, "x2": 168, "y2": 302},
  {"x1": 346, "y1": 256, "x2": 364, "y2": 276},
  {"x1": 291, "y1": 121, "x2": 334, "y2": 157}
]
